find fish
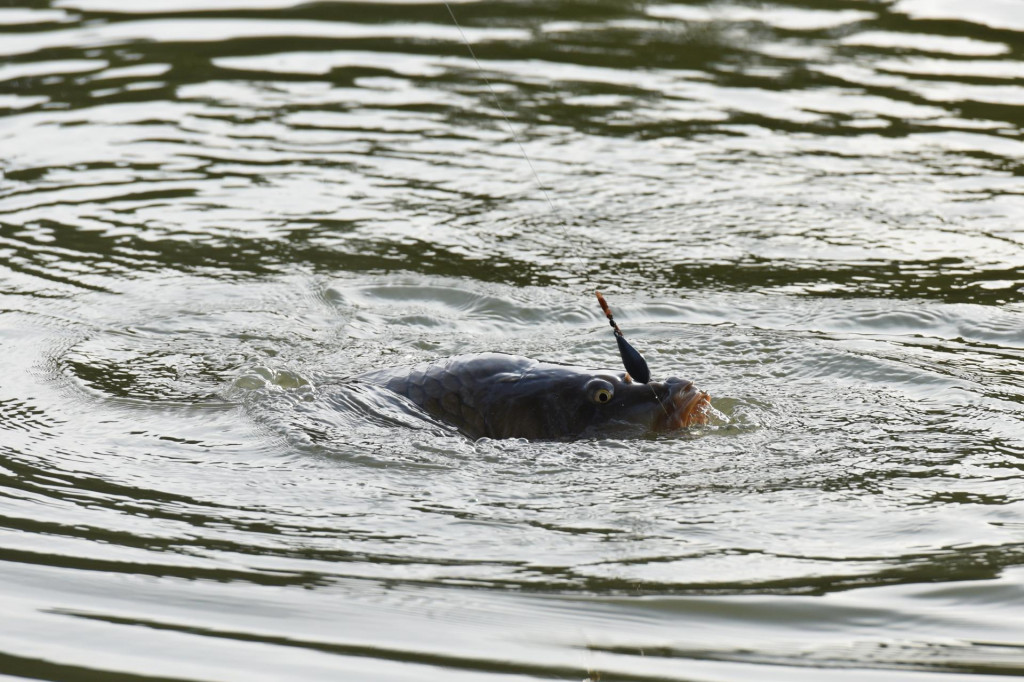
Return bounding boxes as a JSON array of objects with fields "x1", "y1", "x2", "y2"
[{"x1": 358, "y1": 353, "x2": 709, "y2": 440}]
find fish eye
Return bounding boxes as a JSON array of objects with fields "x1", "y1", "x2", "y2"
[{"x1": 586, "y1": 379, "x2": 615, "y2": 405}]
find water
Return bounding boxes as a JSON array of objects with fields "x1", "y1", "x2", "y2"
[{"x1": 1, "y1": 0, "x2": 1023, "y2": 679}]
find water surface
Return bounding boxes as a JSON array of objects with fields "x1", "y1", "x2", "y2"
[{"x1": 1, "y1": 0, "x2": 1023, "y2": 680}]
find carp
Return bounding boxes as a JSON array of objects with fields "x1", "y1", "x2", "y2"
[{"x1": 359, "y1": 353, "x2": 709, "y2": 440}]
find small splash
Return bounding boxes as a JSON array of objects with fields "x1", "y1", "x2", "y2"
[
  {"x1": 229, "y1": 365, "x2": 314, "y2": 394},
  {"x1": 703, "y1": 401, "x2": 730, "y2": 425}
]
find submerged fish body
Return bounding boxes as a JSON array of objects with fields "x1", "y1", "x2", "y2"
[{"x1": 358, "y1": 353, "x2": 709, "y2": 440}]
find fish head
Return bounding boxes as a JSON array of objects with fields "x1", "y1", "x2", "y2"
[
  {"x1": 575, "y1": 372, "x2": 710, "y2": 438},
  {"x1": 487, "y1": 363, "x2": 710, "y2": 439}
]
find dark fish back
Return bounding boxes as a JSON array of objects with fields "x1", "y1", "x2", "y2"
[{"x1": 359, "y1": 354, "x2": 537, "y2": 439}]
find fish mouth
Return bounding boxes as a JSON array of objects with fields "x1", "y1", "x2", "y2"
[{"x1": 660, "y1": 382, "x2": 711, "y2": 429}]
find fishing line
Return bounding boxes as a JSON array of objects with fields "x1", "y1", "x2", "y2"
[
  {"x1": 442, "y1": 1, "x2": 655, "y2": 387},
  {"x1": 442, "y1": 3, "x2": 571, "y2": 252}
]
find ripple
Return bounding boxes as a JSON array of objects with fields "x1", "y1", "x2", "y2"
[
  {"x1": 894, "y1": 0, "x2": 1024, "y2": 32},
  {"x1": 0, "y1": 18, "x2": 530, "y2": 59},
  {"x1": 646, "y1": 4, "x2": 877, "y2": 31},
  {"x1": 1, "y1": 1, "x2": 1023, "y2": 679},
  {"x1": 840, "y1": 30, "x2": 1010, "y2": 57},
  {"x1": 214, "y1": 50, "x2": 449, "y2": 77}
]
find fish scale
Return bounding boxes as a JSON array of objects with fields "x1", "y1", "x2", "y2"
[{"x1": 358, "y1": 353, "x2": 708, "y2": 440}]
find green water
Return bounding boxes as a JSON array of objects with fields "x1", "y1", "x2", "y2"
[{"x1": 1, "y1": 1, "x2": 1023, "y2": 680}]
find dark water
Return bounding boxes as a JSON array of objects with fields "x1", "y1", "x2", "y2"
[{"x1": 2, "y1": 0, "x2": 1024, "y2": 679}]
